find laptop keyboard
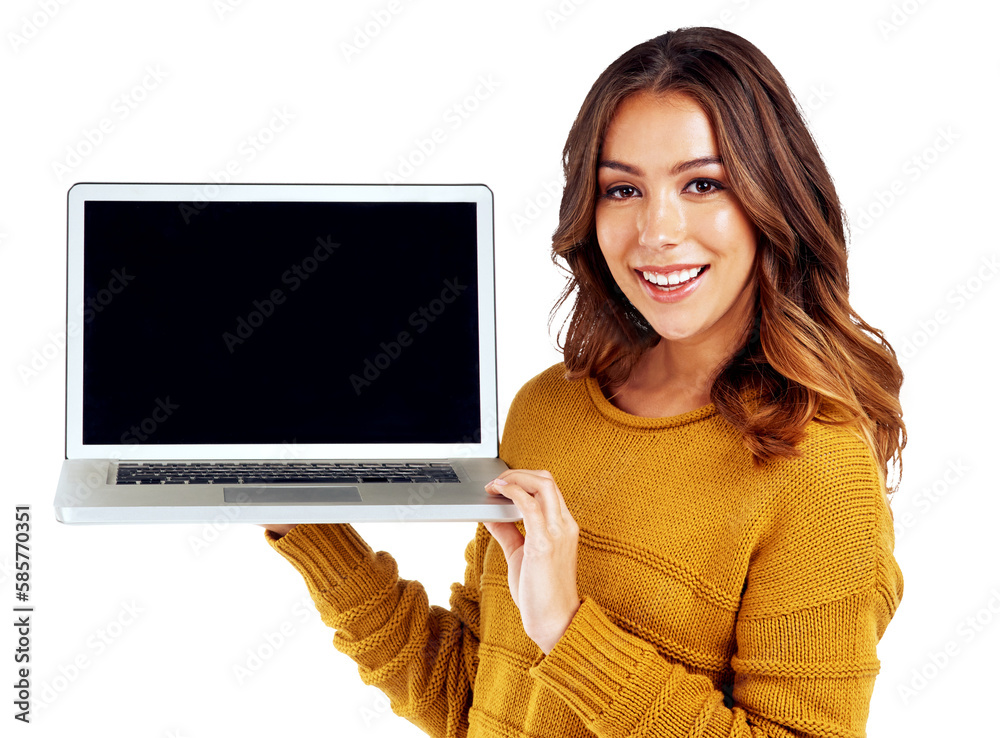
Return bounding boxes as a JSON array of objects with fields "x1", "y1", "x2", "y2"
[{"x1": 116, "y1": 461, "x2": 460, "y2": 485}]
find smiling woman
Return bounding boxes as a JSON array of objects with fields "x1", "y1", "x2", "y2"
[
  {"x1": 261, "y1": 26, "x2": 907, "y2": 738},
  {"x1": 551, "y1": 27, "x2": 906, "y2": 503}
]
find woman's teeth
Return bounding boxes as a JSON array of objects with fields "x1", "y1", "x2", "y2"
[{"x1": 641, "y1": 266, "x2": 705, "y2": 289}]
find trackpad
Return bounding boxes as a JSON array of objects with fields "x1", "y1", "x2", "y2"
[{"x1": 224, "y1": 486, "x2": 362, "y2": 504}]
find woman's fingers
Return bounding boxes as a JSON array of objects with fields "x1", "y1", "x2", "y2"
[
  {"x1": 487, "y1": 474, "x2": 540, "y2": 529},
  {"x1": 522, "y1": 469, "x2": 573, "y2": 524},
  {"x1": 487, "y1": 470, "x2": 574, "y2": 541},
  {"x1": 482, "y1": 521, "x2": 524, "y2": 558}
]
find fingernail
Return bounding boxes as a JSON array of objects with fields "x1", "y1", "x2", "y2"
[{"x1": 490, "y1": 477, "x2": 508, "y2": 487}]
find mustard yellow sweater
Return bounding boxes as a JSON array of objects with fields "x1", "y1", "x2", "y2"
[{"x1": 264, "y1": 362, "x2": 903, "y2": 737}]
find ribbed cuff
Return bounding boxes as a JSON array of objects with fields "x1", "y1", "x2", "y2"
[
  {"x1": 528, "y1": 596, "x2": 677, "y2": 726},
  {"x1": 264, "y1": 523, "x2": 375, "y2": 595}
]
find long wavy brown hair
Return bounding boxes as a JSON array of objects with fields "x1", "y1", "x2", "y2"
[{"x1": 549, "y1": 27, "x2": 906, "y2": 508}]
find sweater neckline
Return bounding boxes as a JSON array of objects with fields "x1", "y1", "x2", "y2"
[{"x1": 583, "y1": 374, "x2": 719, "y2": 430}]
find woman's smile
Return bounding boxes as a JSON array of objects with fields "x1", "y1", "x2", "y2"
[{"x1": 635, "y1": 264, "x2": 709, "y2": 302}]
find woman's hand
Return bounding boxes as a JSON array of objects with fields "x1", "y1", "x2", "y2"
[
  {"x1": 256, "y1": 523, "x2": 298, "y2": 538},
  {"x1": 483, "y1": 470, "x2": 582, "y2": 655}
]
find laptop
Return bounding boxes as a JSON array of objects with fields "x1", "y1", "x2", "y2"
[{"x1": 54, "y1": 182, "x2": 518, "y2": 524}]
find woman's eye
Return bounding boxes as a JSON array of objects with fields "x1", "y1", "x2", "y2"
[
  {"x1": 685, "y1": 178, "x2": 723, "y2": 195},
  {"x1": 602, "y1": 185, "x2": 638, "y2": 199}
]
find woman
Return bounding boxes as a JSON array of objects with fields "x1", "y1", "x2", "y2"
[{"x1": 261, "y1": 26, "x2": 905, "y2": 737}]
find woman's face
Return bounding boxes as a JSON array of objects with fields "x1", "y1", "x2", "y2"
[{"x1": 595, "y1": 91, "x2": 758, "y2": 350}]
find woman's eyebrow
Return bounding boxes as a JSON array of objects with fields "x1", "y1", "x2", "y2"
[
  {"x1": 597, "y1": 159, "x2": 642, "y2": 175},
  {"x1": 670, "y1": 155, "x2": 723, "y2": 175},
  {"x1": 597, "y1": 155, "x2": 723, "y2": 176}
]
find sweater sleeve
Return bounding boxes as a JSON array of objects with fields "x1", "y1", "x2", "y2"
[
  {"x1": 526, "y1": 445, "x2": 904, "y2": 738},
  {"x1": 263, "y1": 522, "x2": 490, "y2": 738}
]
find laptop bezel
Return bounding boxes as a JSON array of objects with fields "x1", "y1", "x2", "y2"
[{"x1": 65, "y1": 182, "x2": 499, "y2": 461}]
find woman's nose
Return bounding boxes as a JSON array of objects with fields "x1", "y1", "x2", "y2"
[{"x1": 637, "y1": 194, "x2": 684, "y2": 249}]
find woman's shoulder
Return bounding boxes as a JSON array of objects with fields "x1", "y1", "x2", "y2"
[
  {"x1": 507, "y1": 361, "x2": 582, "y2": 409},
  {"x1": 758, "y1": 417, "x2": 889, "y2": 535},
  {"x1": 500, "y1": 362, "x2": 588, "y2": 443},
  {"x1": 793, "y1": 417, "x2": 881, "y2": 478}
]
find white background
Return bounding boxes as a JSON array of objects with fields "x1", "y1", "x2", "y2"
[{"x1": 2, "y1": 0, "x2": 998, "y2": 735}]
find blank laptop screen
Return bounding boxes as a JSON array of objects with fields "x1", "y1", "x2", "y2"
[{"x1": 81, "y1": 200, "x2": 481, "y2": 446}]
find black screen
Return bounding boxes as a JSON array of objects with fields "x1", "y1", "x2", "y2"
[{"x1": 82, "y1": 199, "x2": 482, "y2": 445}]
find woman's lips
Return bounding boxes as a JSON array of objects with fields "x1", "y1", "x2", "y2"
[{"x1": 635, "y1": 265, "x2": 708, "y2": 303}]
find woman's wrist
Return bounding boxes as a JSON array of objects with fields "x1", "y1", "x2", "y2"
[{"x1": 257, "y1": 523, "x2": 298, "y2": 538}]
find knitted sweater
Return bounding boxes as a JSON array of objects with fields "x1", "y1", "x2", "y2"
[{"x1": 263, "y1": 362, "x2": 903, "y2": 737}]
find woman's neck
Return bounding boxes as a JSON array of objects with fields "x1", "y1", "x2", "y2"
[{"x1": 603, "y1": 341, "x2": 719, "y2": 417}]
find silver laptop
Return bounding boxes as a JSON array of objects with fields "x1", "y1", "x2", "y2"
[{"x1": 54, "y1": 182, "x2": 517, "y2": 524}]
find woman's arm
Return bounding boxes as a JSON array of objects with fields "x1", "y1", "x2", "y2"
[{"x1": 262, "y1": 522, "x2": 489, "y2": 737}]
